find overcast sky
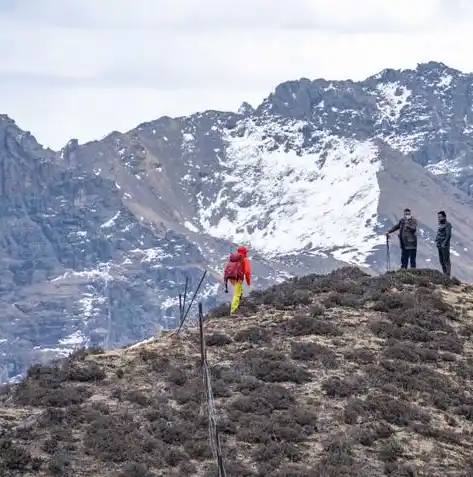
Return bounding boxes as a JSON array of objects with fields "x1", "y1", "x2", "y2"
[{"x1": 1, "y1": 0, "x2": 473, "y2": 149}]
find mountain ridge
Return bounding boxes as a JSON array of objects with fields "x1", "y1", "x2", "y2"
[
  {"x1": 1, "y1": 267, "x2": 473, "y2": 476},
  {"x1": 3, "y1": 61, "x2": 466, "y2": 150},
  {"x1": 2, "y1": 59, "x2": 473, "y2": 383}
]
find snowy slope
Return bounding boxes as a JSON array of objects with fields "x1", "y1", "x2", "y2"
[{"x1": 198, "y1": 118, "x2": 383, "y2": 266}]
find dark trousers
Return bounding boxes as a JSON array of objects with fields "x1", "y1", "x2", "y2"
[
  {"x1": 438, "y1": 247, "x2": 451, "y2": 276},
  {"x1": 401, "y1": 248, "x2": 416, "y2": 268}
]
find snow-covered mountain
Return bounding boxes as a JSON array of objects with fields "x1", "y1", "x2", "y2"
[{"x1": 2, "y1": 60, "x2": 473, "y2": 381}]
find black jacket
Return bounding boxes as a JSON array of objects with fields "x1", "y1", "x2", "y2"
[{"x1": 435, "y1": 221, "x2": 452, "y2": 248}]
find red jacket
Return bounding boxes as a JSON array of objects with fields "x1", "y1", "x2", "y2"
[{"x1": 237, "y1": 246, "x2": 251, "y2": 286}]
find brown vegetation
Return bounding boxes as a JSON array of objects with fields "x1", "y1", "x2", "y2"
[{"x1": 1, "y1": 267, "x2": 473, "y2": 476}]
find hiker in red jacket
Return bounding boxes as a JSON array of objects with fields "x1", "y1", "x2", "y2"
[{"x1": 223, "y1": 245, "x2": 251, "y2": 314}]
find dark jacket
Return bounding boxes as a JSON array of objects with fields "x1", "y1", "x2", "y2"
[
  {"x1": 388, "y1": 217, "x2": 418, "y2": 250},
  {"x1": 435, "y1": 221, "x2": 452, "y2": 248}
]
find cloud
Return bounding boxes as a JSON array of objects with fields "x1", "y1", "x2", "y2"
[
  {"x1": 0, "y1": 0, "x2": 447, "y2": 32},
  {"x1": 0, "y1": 0, "x2": 472, "y2": 149}
]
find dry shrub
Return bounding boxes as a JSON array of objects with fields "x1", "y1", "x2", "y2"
[
  {"x1": 284, "y1": 314, "x2": 343, "y2": 337},
  {"x1": 206, "y1": 332, "x2": 232, "y2": 347},
  {"x1": 291, "y1": 341, "x2": 338, "y2": 368},
  {"x1": 234, "y1": 327, "x2": 271, "y2": 344}
]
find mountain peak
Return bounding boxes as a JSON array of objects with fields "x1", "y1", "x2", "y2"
[
  {"x1": 0, "y1": 114, "x2": 22, "y2": 136},
  {"x1": 0, "y1": 114, "x2": 15, "y2": 124},
  {"x1": 415, "y1": 60, "x2": 462, "y2": 74},
  {"x1": 237, "y1": 101, "x2": 255, "y2": 116},
  {"x1": 60, "y1": 138, "x2": 80, "y2": 162}
]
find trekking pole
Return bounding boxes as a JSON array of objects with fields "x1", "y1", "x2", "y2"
[{"x1": 386, "y1": 236, "x2": 391, "y2": 272}]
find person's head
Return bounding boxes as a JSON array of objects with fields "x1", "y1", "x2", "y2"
[
  {"x1": 403, "y1": 208, "x2": 411, "y2": 219},
  {"x1": 438, "y1": 210, "x2": 446, "y2": 223},
  {"x1": 237, "y1": 245, "x2": 248, "y2": 257}
]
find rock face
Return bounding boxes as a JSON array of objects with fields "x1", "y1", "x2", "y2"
[
  {"x1": 2, "y1": 61, "x2": 473, "y2": 380},
  {"x1": 259, "y1": 60, "x2": 473, "y2": 192},
  {"x1": 1, "y1": 268, "x2": 473, "y2": 476}
]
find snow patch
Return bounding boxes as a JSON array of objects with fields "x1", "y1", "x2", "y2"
[
  {"x1": 130, "y1": 248, "x2": 172, "y2": 264},
  {"x1": 385, "y1": 131, "x2": 429, "y2": 154},
  {"x1": 376, "y1": 83, "x2": 411, "y2": 122},
  {"x1": 78, "y1": 287, "x2": 107, "y2": 320},
  {"x1": 7, "y1": 374, "x2": 23, "y2": 384},
  {"x1": 160, "y1": 296, "x2": 181, "y2": 308},
  {"x1": 36, "y1": 347, "x2": 75, "y2": 357},
  {"x1": 101, "y1": 211, "x2": 120, "y2": 229},
  {"x1": 198, "y1": 118, "x2": 383, "y2": 266},
  {"x1": 438, "y1": 74, "x2": 453, "y2": 88},
  {"x1": 426, "y1": 159, "x2": 464, "y2": 177},
  {"x1": 275, "y1": 271, "x2": 294, "y2": 283},
  {"x1": 52, "y1": 266, "x2": 114, "y2": 283},
  {"x1": 59, "y1": 330, "x2": 86, "y2": 346},
  {"x1": 184, "y1": 221, "x2": 199, "y2": 233},
  {"x1": 127, "y1": 336, "x2": 160, "y2": 350},
  {"x1": 200, "y1": 282, "x2": 220, "y2": 300}
]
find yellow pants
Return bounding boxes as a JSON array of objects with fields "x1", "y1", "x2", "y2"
[{"x1": 230, "y1": 280, "x2": 243, "y2": 314}]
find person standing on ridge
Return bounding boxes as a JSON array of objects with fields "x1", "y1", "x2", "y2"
[
  {"x1": 385, "y1": 208, "x2": 418, "y2": 269},
  {"x1": 436, "y1": 210, "x2": 452, "y2": 277},
  {"x1": 223, "y1": 245, "x2": 251, "y2": 315}
]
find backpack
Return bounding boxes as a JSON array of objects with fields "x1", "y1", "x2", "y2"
[{"x1": 223, "y1": 253, "x2": 244, "y2": 286}]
